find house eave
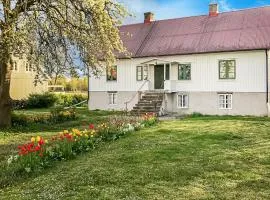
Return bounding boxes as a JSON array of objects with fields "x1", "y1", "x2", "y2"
[{"x1": 117, "y1": 48, "x2": 270, "y2": 60}]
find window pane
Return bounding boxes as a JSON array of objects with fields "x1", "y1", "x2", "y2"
[
  {"x1": 165, "y1": 64, "x2": 170, "y2": 80},
  {"x1": 107, "y1": 66, "x2": 117, "y2": 81},
  {"x1": 113, "y1": 93, "x2": 116, "y2": 104},
  {"x1": 228, "y1": 66, "x2": 235, "y2": 73},
  {"x1": 178, "y1": 64, "x2": 191, "y2": 80},
  {"x1": 108, "y1": 93, "x2": 117, "y2": 105},
  {"x1": 219, "y1": 60, "x2": 235, "y2": 79},
  {"x1": 219, "y1": 94, "x2": 232, "y2": 109},
  {"x1": 137, "y1": 66, "x2": 142, "y2": 81},
  {"x1": 183, "y1": 95, "x2": 188, "y2": 108},
  {"x1": 109, "y1": 93, "x2": 112, "y2": 104},
  {"x1": 220, "y1": 66, "x2": 226, "y2": 73},
  {"x1": 186, "y1": 67, "x2": 191, "y2": 80},
  {"x1": 178, "y1": 94, "x2": 188, "y2": 108},
  {"x1": 143, "y1": 66, "x2": 148, "y2": 80},
  {"x1": 228, "y1": 72, "x2": 235, "y2": 79},
  {"x1": 26, "y1": 63, "x2": 29, "y2": 71}
]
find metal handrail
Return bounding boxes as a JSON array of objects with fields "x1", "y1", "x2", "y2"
[
  {"x1": 124, "y1": 80, "x2": 150, "y2": 111},
  {"x1": 64, "y1": 100, "x2": 88, "y2": 109}
]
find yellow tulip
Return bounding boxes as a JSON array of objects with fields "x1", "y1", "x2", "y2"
[
  {"x1": 63, "y1": 130, "x2": 69, "y2": 134},
  {"x1": 36, "y1": 136, "x2": 41, "y2": 142},
  {"x1": 31, "y1": 137, "x2": 35, "y2": 143}
]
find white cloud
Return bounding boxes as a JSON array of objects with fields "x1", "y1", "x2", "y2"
[{"x1": 219, "y1": 0, "x2": 234, "y2": 12}]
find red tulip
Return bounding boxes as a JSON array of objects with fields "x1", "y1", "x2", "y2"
[
  {"x1": 35, "y1": 145, "x2": 41, "y2": 151},
  {"x1": 89, "y1": 124, "x2": 95, "y2": 129},
  {"x1": 38, "y1": 138, "x2": 45, "y2": 146}
]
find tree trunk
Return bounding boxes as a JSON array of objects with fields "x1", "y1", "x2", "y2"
[{"x1": 0, "y1": 57, "x2": 12, "y2": 128}]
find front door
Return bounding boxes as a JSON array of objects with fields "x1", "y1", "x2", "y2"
[{"x1": 154, "y1": 65, "x2": 164, "y2": 89}]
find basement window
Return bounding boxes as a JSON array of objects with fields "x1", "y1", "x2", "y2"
[
  {"x1": 177, "y1": 94, "x2": 189, "y2": 109},
  {"x1": 218, "y1": 94, "x2": 232, "y2": 109},
  {"x1": 108, "y1": 92, "x2": 117, "y2": 105}
]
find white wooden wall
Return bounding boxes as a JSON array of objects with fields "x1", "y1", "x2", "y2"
[{"x1": 89, "y1": 50, "x2": 267, "y2": 93}]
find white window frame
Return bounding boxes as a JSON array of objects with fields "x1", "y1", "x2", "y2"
[
  {"x1": 108, "y1": 92, "x2": 117, "y2": 105},
  {"x1": 177, "y1": 94, "x2": 189, "y2": 109},
  {"x1": 218, "y1": 94, "x2": 233, "y2": 110},
  {"x1": 136, "y1": 66, "x2": 148, "y2": 81},
  {"x1": 143, "y1": 66, "x2": 148, "y2": 80}
]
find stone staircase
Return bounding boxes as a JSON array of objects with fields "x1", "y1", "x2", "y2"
[{"x1": 130, "y1": 92, "x2": 164, "y2": 116}]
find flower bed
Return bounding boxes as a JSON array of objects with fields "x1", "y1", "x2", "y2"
[{"x1": 7, "y1": 113, "x2": 158, "y2": 173}]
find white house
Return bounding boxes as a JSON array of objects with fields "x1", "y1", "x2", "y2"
[{"x1": 89, "y1": 3, "x2": 270, "y2": 116}]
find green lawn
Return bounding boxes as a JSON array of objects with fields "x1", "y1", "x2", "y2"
[
  {"x1": 0, "y1": 108, "x2": 122, "y2": 174},
  {"x1": 1, "y1": 112, "x2": 270, "y2": 199}
]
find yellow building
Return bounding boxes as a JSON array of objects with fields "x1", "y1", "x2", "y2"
[{"x1": 10, "y1": 58, "x2": 48, "y2": 100}]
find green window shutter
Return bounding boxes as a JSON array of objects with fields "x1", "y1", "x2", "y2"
[{"x1": 136, "y1": 66, "x2": 143, "y2": 81}]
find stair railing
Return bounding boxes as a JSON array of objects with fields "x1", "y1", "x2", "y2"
[{"x1": 124, "y1": 80, "x2": 150, "y2": 113}]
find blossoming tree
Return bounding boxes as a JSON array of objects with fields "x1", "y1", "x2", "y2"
[{"x1": 0, "y1": 0, "x2": 127, "y2": 127}]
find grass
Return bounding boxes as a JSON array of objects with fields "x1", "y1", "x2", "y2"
[
  {"x1": 1, "y1": 112, "x2": 270, "y2": 199},
  {"x1": 0, "y1": 108, "x2": 122, "y2": 172}
]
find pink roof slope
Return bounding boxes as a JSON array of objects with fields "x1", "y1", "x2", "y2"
[{"x1": 119, "y1": 6, "x2": 270, "y2": 58}]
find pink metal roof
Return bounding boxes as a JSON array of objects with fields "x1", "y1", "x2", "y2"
[{"x1": 118, "y1": 6, "x2": 270, "y2": 58}]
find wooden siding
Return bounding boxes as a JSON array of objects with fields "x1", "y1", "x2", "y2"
[{"x1": 89, "y1": 50, "x2": 267, "y2": 93}]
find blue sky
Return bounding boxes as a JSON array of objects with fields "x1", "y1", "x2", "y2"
[{"x1": 119, "y1": 0, "x2": 270, "y2": 24}]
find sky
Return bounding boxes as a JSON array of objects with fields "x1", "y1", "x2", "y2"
[{"x1": 119, "y1": 0, "x2": 270, "y2": 24}]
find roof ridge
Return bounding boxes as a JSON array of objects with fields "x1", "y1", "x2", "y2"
[
  {"x1": 119, "y1": 5, "x2": 270, "y2": 59},
  {"x1": 121, "y1": 5, "x2": 270, "y2": 27}
]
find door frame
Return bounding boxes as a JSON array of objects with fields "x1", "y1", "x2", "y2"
[{"x1": 154, "y1": 64, "x2": 165, "y2": 89}]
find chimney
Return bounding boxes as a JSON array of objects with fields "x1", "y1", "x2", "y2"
[
  {"x1": 209, "y1": 3, "x2": 219, "y2": 17},
  {"x1": 144, "y1": 12, "x2": 154, "y2": 24}
]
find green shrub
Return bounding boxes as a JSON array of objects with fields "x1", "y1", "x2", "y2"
[
  {"x1": 27, "y1": 93, "x2": 57, "y2": 108},
  {"x1": 11, "y1": 113, "x2": 50, "y2": 126},
  {"x1": 12, "y1": 93, "x2": 87, "y2": 110},
  {"x1": 50, "y1": 107, "x2": 77, "y2": 123},
  {"x1": 11, "y1": 99, "x2": 28, "y2": 110},
  {"x1": 55, "y1": 94, "x2": 87, "y2": 107},
  {"x1": 11, "y1": 108, "x2": 77, "y2": 126},
  {"x1": 190, "y1": 112, "x2": 204, "y2": 117}
]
